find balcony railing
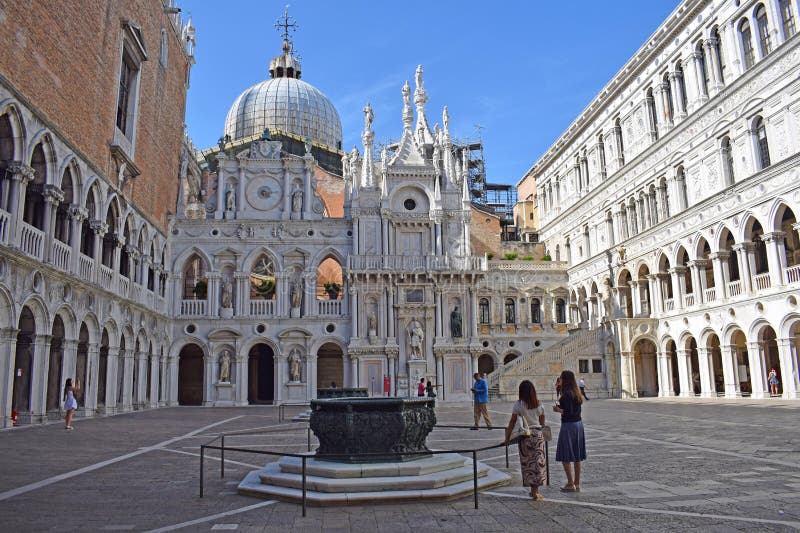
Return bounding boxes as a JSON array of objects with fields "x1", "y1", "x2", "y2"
[
  {"x1": 0, "y1": 209, "x2": 10, "y2": 244},
  {"x1": 20, "y1": 222, "x2": 44, "y2": 260},
  {"x1": 753, "y1": 272, "x2": 771, "y2": 291},
  {"x1": 78, "y1": 253, "x2": 95, "y2": 282},
  {"x1": 684, "y1": 293, "x2": 695, "y2": 307},
  {"x1": 664, "y1": 298, "x2": 675, "y2": 311},
  {"x1": 348, "y1": 255, "x2": 487, "y2": 271},
  {"x1": 727, "y1": 280, "x2": 742, "y2": 297},
  {"x1": 250, "y1": 299, "x2": 275, "y2": 316},
  {"x1": 118, "y1": 276, "x2": 130, "y2": 297},
  {"x1": 52, "y1": 239, "x2": 71, "y2": 271},
  {"x1": 787, "y1": 264, "x2": 800, "y2": 284},
  {"x1": 98, "y1": 264, "x2": 114, "y2": 291},
  {"x1": 180, "y1": 299, "x2": 207, "y2": 316},
  {"x1": 318, "y1": 299, "x2": 342, "y2": 316},
  {"x1": 704, "y1": 287, "x2": 716, "y2": 303}
]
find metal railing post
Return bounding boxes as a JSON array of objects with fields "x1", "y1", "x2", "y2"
[
  {"x1": 302, "y1": 455, "x2": 307, "y2": 517},
  {"x1": 221, "y1": 435, "x2": 225, "y2": 478},
  {"x1": 505, "y1": 441, "x2": 509, "y2": 468},
  {"x1": 472, "y1": 450, "x2": 479, "y2": 509},
  {"x1": 199, "y1": 445, "x2": 205, "y2": 498},
  {"x1": 545, "y1": 441, "x2": 550, "y2": 486},
  {"x1": 307, "y1": 426, "x2": 311, "y2": 452}
]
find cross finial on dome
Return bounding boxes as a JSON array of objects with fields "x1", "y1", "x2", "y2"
[{"x1": 275, "y1": 5, "x2": 298, "y2": 49}]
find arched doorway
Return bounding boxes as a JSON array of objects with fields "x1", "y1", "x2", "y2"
[
  {"x1": 478, "y1": 354, "x2": 495, "y2": 376},
  {"x1": 788, "y1": 321, "x2": 800, "y2": 395},
  {"x1": 76, "y1": 323, "x2": 89, "y2": 408},
  {"x1": 759, "y1": 325, "x2": 781, "y2": 395},
  {"x1": 503, "y1": 353, "x2": 517, "y2": 364},
  {"x1": 632, "y1": 339, "x2": 658, "y2": 397},
  {"x1": 46, "y1": 315, "x2": 66, "y2": 415},
  {"x1": 97, "y1": 329, "x2": 109, "y2": 408},
  {"x1": 13, "y1": 307, "x2": 36, "y2": 418},
  {"x1": 706, "y1": 334, "x2": 724, "y2": 395},
  {"x1": 178, "y1": 344, "x2": 204, "y2": 405},
  {"x1": 666, "y1": 339, "x2": 680, "y2": 395},
  {"x1": 731, "y1": 329, "x2": 751, "y2": 395},
  {"x1": 248, "y1": 344, "x2": 274, "y2": 404},
  {"x1": 317, "y1": 343, "x2": 343, "y2": 390}
]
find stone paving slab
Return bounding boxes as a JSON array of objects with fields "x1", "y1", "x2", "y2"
[{"x1": 1, "y1": 399, "x2": 800, "y2": 531}]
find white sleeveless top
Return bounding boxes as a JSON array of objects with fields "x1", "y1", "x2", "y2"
[{"x1": 512, "y1": 400, "x2": 544, "y2": 429}]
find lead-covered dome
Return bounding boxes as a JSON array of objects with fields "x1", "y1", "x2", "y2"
[{"x1": 223, "y1": 39, "x2": 342, "y2": 149}]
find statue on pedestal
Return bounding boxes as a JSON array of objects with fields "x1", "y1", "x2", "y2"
[
  {"x1": 221, "y1": 279, "x2": 233, "y2": 309},
  {"x1": 368, "y1": 311, "x2": 377, "y2": 336},
  {"x1": 292, "y1": 188, "x2": 303, "y2": 214},
  {"x1": 226, "y1": 186, "x2": 236, "y2": 211},
  {"x1": 290, "y1": 273, "x2": 303, "y2": 309},
  {"x1": 289, "y1": 349, "x2": 302, "y2": 382},
  {"x1": 219, "y1": 350, "x2": 231, "y2": 383}
]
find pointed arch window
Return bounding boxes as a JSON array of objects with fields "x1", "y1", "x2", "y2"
[
  {"x1": 740, "y1": 19, "x2": 755, "y2": 70},
  {"x1": 780, "y1": 0, "x2": 796, "y2": 38},
  {"x1": 754, "y1": 116, "x2": 771, "y2": 169},
  {"x1": 711, "y1": 27, "x2": 726, "y2": 83},
  {"x1": 755, "y1": 4, "x2": 772, "y2": 55}
]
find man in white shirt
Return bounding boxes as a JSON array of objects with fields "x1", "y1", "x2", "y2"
[{"x1": 579, "y1": 377, "x2": 589, "y2": 401}]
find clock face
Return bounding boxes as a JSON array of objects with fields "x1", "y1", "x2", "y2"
[{"x1": 246, "y1": 176, "x2": 282, "y2": 211}]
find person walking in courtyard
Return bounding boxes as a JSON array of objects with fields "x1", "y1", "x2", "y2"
[
  {"x1": 555, "y1": 376, "x2": 562, "y2": 397},
  {"x1": 471, "y1": 373, "x2": 492, "y2": 430},
  {"x1": 63, "y1": 378, "x2": 80, "y2": 430},
  {"x1": 579, "y1": 376, "x2": 590, "y2": 400},
  {"x1": 505, "y1": 380, "x2": 547, "y2": 500},
  {"x1": 554, "y1": 370, "x2": 586, "y2": 492},
  {"x1": 768, "y1": 368, "x2": 780, "y2": 396},
  {"x1": 426, "y1": 380, "x2": 436, "y2": 398},
  {"x1": 418, "y1": 377, "x2": 426, "y2": 397}
]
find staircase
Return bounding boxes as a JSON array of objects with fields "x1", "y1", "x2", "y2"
[{"x1": 487, "y1": 328, "x2": 604, "y2": 400}]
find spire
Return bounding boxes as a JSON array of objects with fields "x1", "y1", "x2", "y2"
[
  {"x1": 361, "y1": 103, "x2": 375, "y2": 188},
  {"x1": 401, "y1": 81, "x2": 413, "y2": 131},
  {"x1": 461, "y1": 150, "x2": 471, "y2": 203},
  {"x1": 269, "y1": 7, "x2": 302, "y2": 79},
  {"x1": 414, "y1": 65, "x2": 434, "y2": 145},
  {"x1": 442, "y1": 106, "x2": 450, "y2": 141}
]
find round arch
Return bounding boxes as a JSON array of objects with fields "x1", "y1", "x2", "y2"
[
  {"x1": 0, "y1": 98, "x2": 27, "y2": 159},
  {"x1": 18, "y1": 295, "x2": 50, "y2": 336}
]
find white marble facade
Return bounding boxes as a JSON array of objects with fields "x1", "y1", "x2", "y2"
[{"x1": 520, "y1": 0, "x2": 800, "y2": 399}]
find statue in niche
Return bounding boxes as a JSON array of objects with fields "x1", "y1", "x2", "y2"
[
  {"x1": 225, "y1": 186, "x2": 236, "y2": 211},
  {"x1": 408, "y1": 321, "x2": 424, "y2": 359},
  {"x1": 219, "y1": 350, "x2": 231, "y2": 383},
  {"x1": 368, "y1": 311, "x2": 377, "y2": 335},
  {"x1": 290, "y1": 272, "x2": 304, "y2": 309},
  {"x1": 450, "y1": 306, "x2": 462, "y2": 338},
  {"x1": 289, "y1": 349, "x2": 302, "y2": 382},
  {"x1": 304, "y1": 137, "x2": 312, "y2": 154},
  {"x1": 221, "y1": 279, "x2": 233, "y2": 309},
  {"x1": 292, "y1": 187, "x2": 303, "y2": 213}
]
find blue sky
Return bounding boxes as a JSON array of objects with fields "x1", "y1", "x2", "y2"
[{"x1": 184, "y1": 1, "x2": 677, "y2": 184}]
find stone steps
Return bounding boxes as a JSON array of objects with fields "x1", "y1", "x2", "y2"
[
  {"x1": 276, "y1": 452, "x2": 468, "y2": 478},
  {"x1": 238, "y1": 462, "x2": 510, "y2": 505}
]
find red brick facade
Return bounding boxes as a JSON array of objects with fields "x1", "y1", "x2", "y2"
[{"x1": 0, "y1": 0, "x2": 189, "y2": 231}]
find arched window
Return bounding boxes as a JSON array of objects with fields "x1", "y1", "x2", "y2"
[
  {"x1": 24, "y1": 143, "x2": 47, "y2": 229},
  {"x1": 755, "y1": 4, "x2": 772, "y2": 55},
  {"x1": 102, "y1": 202, "x2": 118, "y2": 268},
  {"x1": 646, "y1": 88, "x2": 658, "y2": 141},
  {"x1": 615, "y1": 117, "x2": 625, "y2": 166},
  {"x1": 597, "y1": 132, "x2": 607, "y2": 177},
  {"x1": 676, "y1": 166, "x2": 688, "y2": 211},
  {"x1": 183, "y1": 254, "x2": 207, "y2": 299},
  {"x1": 80, "y1": 190, "x2": 96, "y2": 257},
  {"x1": 583, "y1": 225, "x2": 591, "y2": 257},
  {"x1": 250, "y1": 255, "x2": 277, "y2": 301},
  {"x1": 55, "y1": 166, "x2": 74, "y2": 244},
  {"x1": 606, "y1": 210, "x2": 615, "y2": 247},
  {"x1": 674, "y1": 63, "x2": 687, "y2": 113},
  {"x1": 0, "y1": 114, "x2": 13, "y2": 211},
  {"x1": 479, "y1": 298, "x2": 490, "y2": 324},
  {"x1": 780, "y1": 0, "x2": 797, "y2": 38},
  {"x1": 147, "y1": 243, "x2": 155, "y2": 291},
  {"x1": 721, "y1": 136, "x2": 735, "y2": 185},
  {"x1": 556, "y1": 298, "x2": 567, "y2": 324},
  {"x1": 504, "y1": 298, "x2": 516, "y2": 324},
  {"x1": 696, "y1": 41, "x2": 709, "y2": 97},
  {"x1": 754, "y1": 116, "x2": 771, "y2": 169},
  {"x1": 711, "y1": 27, "x2": 726, "y2": 83},
  {"x1": 530, "y1": 299, "x2": 541, "y2": 324},
  {"x1": 740, "y1": 19, "x2": 755, "y2": 70}
]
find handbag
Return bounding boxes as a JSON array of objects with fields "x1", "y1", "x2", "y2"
[
  {"x1": 509, "y1": 413, "x2": 532, "y2": 441},
  {"x1": 541, "y1": 425, "x2": 553, "y2": 442}
]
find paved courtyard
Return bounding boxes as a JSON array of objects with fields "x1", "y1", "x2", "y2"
[{"x1": 1, "y1": 399, "x2": 800, "y2": 532}]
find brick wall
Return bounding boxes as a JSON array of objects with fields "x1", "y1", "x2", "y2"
[
  {"x1": 470, "y1": 206, "x2": 501, "y2": 257},
  {"x1": 0, "y1": 0, "x2": 189, "y2": 231}
]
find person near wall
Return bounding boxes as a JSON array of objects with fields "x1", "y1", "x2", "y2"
[
  {"x1": 505, "y1": 380, "x2": 547, "y2": 500},
  {"x1": 418, "y1": 378, "x2": 426, "y2": 397},
  {"x1": 768, "y1": 368, "x2": 780, "y2": 396},
  {"x1": 579, "y1": 377, "x2": 590, "y2": 401},
  {"x1": 63, "y1": 378, "x2": 80, "y2": 430},
  {"x1": 471, "y1": 373, "x2": 492, "y2": 430},
  {"x1": 554, "y1": 370, "x2": 586, "y2": 492},
  {"x1": 426, "y1": 380, "x2": 436, "y2": 398}
]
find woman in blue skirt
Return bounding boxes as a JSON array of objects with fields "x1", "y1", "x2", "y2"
[{"x1": 553, "y1": 370, "x2": 586, "y2": 492}]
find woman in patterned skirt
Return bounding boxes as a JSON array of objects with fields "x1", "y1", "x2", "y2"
[{"x1": 505, "y1": 379, "x2": 547, "y2": 500}]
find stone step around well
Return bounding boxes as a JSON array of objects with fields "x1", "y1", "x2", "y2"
[
  {"x1": 257, "y1": 461, "x2": 492, "y2": 493},
  {"x1": 237, "y1": 462, "x2": 511, "y2": 505},
  {"x1": 276, "y1": 452, "x2": 469, "y2": 479}
]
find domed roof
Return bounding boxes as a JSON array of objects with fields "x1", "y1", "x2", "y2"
[{"x1": 223, "y1": 43, "x2": 342, "y2": 149}]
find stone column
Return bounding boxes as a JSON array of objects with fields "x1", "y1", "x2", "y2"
[
  {"x1": 705, "y1": 37, "x2": 723, "y2": 93},
  {"x1": 676, "y1": 349, "x2": 693, "y2": 397},
  {"x1": 304, "y1": 272, "x2": 315, "y2": 318},
  {"x1": 387, "y1": 285, "x2": 396, "y2": 339},
  {"x1": 619, "y1": 351, "x2": 633, "y2": 398},
  {"x1": 303, "y1": 157, "x2": 313, "y2": 220},
  {"x1": 687, "y1": 261, "x2": 703, "y2": 304},
  {"x1": 612, "y1": 125, "x2": 624, "y2": 168},
  {"x1": 7, "y1": 163, "x2": 34, "y2": 246},
  {"x1": 434, "y1": 289, "x2": 443, "y2": 339},
  {"x1": 657, "y1": 351, "x2": 671, "y2": 397},
  {"x1": 350, "y1": 354, "x2": 359, "y2": 388},
  {"x1": 168, "y1": 355, "x2": 179, "y2": 406},
  {"x1": 648, "y1": 274, "x2": 663, "y2": 315},
  {"x1": 207, "y1": 272, "x2": 221, "y2": 317},
  {"x1": 159, "y1": 356, "x2": 168, "y2": 406},
  {"x1": 469, "y1": 288, "x2": 479, "y2": 338},
  {"x1": 30, "y1": 334, "x2": 52, "y2": 423},
  {"x1": 720, "y1": 344, "x2": 740, "y2": 398},
  {"x1": 388, "y1": 354, "x2": 396, "y2": 396},
  {"x1": 696, "y1": 347, "x2": 714, "y2": 398},
  {"x1": 762, "y1": 231, "x2": 787, "y2": 287},
  {"x1": 747, "y1": 341, "x2": 767, "y2": 399},
  {"x1": 710, "y1": 251, "x2": 730, "y2": 300},
  {"x1": 350, "y1": 286, "x2": 359, "y2": 338},
  {"x1": 732, "y1": 242, "x2": 755, "y2": 294},
  {"x1": 670, "y1": 267, "x2": 686, "y2": 311},
  {"x1": 0, "y1": 328, "x2": 19, "y2": 428},
  {"x1": 42, "y1": 187, "x2": 63, "y2": 263},
  {"x1": 135, "y1": 351, "x2": 148, "y2": 408},
  {"x1": 777, "y1": 338, "x2": 798, "y2": 398},
  {"x1": 123, "y1": 349, "x2": 136, "y2": 411},
  {"x1": 104, "y1": 346, "x2": 119, "y2": 414},
  {"x1": 669, "y1": 71, "x2": 687, "y2": 120},
  {"x1": 306, "y1": 353, "x2": 317, "y2": 400},
  {"x1": 630, "y1": 281, "x2": 642, "y2": 316}
]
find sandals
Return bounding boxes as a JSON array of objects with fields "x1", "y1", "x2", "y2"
[
  {"x1": 531, "y1": 493, "x2": 544, "y2": 501},
  {"x1": 560, "y1": 485, "x2": 577, "y2": 492}
]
